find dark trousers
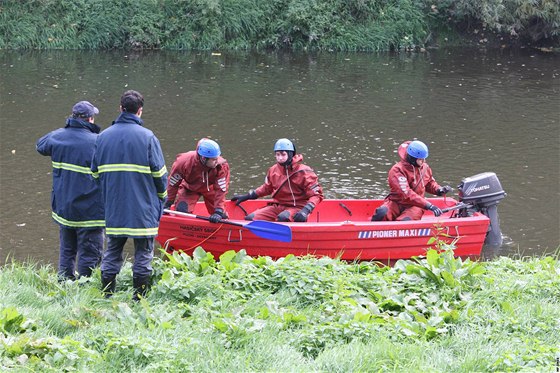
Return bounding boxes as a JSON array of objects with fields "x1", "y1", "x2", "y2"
[
  {"x1": 101, "y1": 236, "x2": 154, "y2": 277},
  {"x1": 59, "y1": 226, "x2": 104, "y2": 279}
]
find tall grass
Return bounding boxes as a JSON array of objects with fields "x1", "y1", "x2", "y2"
[
  {"x1": 2, "y1": 0, "x2": 557, "y2": 50},
  {"x1": 1, "y1": 247, "x2": 559, "y2": 371}
]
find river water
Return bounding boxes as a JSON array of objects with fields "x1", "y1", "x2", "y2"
[{"x1": 1, "y1": 48, "x2": 558, "y2": 265}]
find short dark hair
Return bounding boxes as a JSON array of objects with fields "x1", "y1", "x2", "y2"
[{"x1": 120, "y1": 90, "x2": 144, "y2": 113}]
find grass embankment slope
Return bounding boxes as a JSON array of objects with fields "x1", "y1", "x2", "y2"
[
  {"x1": 1, "y1": 0, "x2": 558, "y2": 50},
  {"x1": 1, "y1": 247, "x2": 559, "y2": 371}
]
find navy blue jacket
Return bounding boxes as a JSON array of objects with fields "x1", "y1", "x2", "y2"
[
  {"x1": 36, "y1": 118, "x2": 105, "y2": 229},
  {"x1": 91, "y1": 112, "x2": 167, "y2": 237}
]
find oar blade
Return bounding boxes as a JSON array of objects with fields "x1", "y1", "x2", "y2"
[
  {"x1": 245, "y1": 220, "x2": 292, "y2": 242},
  {"x1": 163, "y1": 209, "x2": 292, "y2": 242}
]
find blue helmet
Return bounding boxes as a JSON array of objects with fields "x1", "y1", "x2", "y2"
[
  {"x1": 407, "y1": 140, "x2": 429, "y2": 159},
  {"x1": 197, "y1": 139, "x2": 221, "y2": 158},
  {"x1": 274, "y1": 138, "x2": 295, "y2": 152}
]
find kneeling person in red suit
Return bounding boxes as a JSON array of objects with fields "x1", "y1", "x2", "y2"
[{"x1": 231, "y1": 138, "x2": 324, "y2": 222}]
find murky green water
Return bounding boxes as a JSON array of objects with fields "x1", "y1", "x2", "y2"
[{"x1": 1, "y1": 49, "x2": 558, "y2": 264}]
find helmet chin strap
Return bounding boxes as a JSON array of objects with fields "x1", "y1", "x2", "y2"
[
  {"x1": 406, "y1": 154, "x2": 419, "y2": 167},
  {"x1": 278, "y1": 151, "x2": 294, "y2": 167},
  {"x1": 199, "y1": 155, "x2": 209, "y2": 167}
]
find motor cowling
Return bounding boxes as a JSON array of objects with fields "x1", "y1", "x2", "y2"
[{"x1": 457, "y1": 172, "x2": 506, "y2": 246}]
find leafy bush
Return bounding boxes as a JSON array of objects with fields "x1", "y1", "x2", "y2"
[
  {"x1": 423, "y1": 0, "x2": 560, "y2": 43},
  {"x1": 1, "y1": 247, "x2": 559, "y2": 371}
]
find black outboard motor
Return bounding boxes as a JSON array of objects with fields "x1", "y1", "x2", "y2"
[{"x1": 457, "y1": 172, "x2": 506, "y2": 246}]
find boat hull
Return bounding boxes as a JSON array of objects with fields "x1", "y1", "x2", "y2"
[{"x1": 156, "y1": 199, "x2": 490, "y2": 261}]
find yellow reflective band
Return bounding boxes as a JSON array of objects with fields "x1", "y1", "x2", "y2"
[
  {"x1": 152, "y1": 165, "x2": 167, "y2": 178},
  {"x1": 52, "y1": 161, "x2": 93, "y2": 175},
  {"x1": 106, "y1": 227, "x2": 159, "y2": 236},
  {"x1": 98, "y1": 164, "x2": 151, "y2": 174},
  {"x1": 52, "y1": 212, "x2": 105, "y2": 228},
  {"x1": 92, "y1": 172, "x2": 99, "y2": 179},
  {"x1": 158, "y1": 191, "x2": 168, "y2": 199}
]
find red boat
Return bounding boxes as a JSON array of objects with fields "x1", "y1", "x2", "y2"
[{"x1": 156, "y1": 172, "x2": 506, "y2": 261}]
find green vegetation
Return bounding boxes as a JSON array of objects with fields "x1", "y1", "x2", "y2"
[
  {"x1": 0, "y1": 0, "x2": 558, "y2": 50},
  {"x1": 1, "y1": 246, "x2": 559, "y2": 371}
]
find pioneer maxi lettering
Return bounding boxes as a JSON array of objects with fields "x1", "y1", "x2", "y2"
[{"x1": 358, "y1": 228, "x2": 431, "y2": 239}]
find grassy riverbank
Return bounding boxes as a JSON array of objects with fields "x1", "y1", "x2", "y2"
[
  {"x1": 1, "y1": 247, "x2": 559, "y2": 371},
  {"x1": 1, "y1": 0, "x2": 558, "y2": 50}
]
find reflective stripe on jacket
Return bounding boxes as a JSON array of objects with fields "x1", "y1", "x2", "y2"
[
  {"x1": 91, "y1": 112, "x2": 167, "y2": 237},
  {"x1": 36, "y1": 118, "x2": 104, "y2": 229},
  {"x1": 166, "y1": 151, "x2": 230, "y2": 211},
  {"x1": 254, "y1": 154, "x2": 324, "y2": 208},
  {"x1": 386, "y1": 160, "x2": 441, "y2": 208}
]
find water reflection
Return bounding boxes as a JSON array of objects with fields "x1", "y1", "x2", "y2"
[{"x1": 1, "y1": 48, "x2": 558, "y2": 265}]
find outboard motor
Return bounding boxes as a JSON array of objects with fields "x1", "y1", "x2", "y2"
[{"x1": 457, "y1": 172, "x2": 506, "y2": 246}]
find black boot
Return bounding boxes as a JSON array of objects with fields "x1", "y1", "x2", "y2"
[
  {"x1": 133, "y1": 275, "x2": 151, "y2": 301},
  {"x1": 371, "y1": 206, "x2": 388, "y2": 221},
  {"x1": 101, "y1": 274, "x2": 116, "y2": 298}
]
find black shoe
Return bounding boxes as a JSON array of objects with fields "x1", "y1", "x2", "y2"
[{"x1": 132, "y1": 275, "x2": 151, "y2": 301}]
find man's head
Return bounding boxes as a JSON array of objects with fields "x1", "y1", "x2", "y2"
[
  {"x1": 273, "y1": 138, "x2": 296, "y2": 166},
  {"x1": 72, "y1": 101, "x2": 99, "y2": 119},
  {"x1": 120, "y1": 90, "x2": 144, "y2": 115},
  {"x1": 197, "y1": 138, "x2": 221, "y2": 168},
  {"x1": 406, "y1": 140, "x2": 429, "y2": 167}
]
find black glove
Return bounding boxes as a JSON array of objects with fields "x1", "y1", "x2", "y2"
[
  {"x1": 231, "y1": 190, "x2": 258, "y2": 205},
  {"x1": 426, "y1": 203, "x2": 443, "y2": 217},
  {"x1": 293, "y1": 203, "x2": 315, "y2": 222},
  {"x1": 209, "y1": 208, "x2": 225, "y2": 224},
  {"x1": 436, "y1": 185, "x2": 453, "y2": 196},
  {"x1": 163, "y1": 199, "x2": 173, "y2": 209}
]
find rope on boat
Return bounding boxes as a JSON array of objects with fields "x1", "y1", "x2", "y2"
[
  {"x1": 185, "y1": 223, "x2": 224, "y2": 251},
  {"x1": 163, "y1": 237, "x2": 178, "y2": 252}
]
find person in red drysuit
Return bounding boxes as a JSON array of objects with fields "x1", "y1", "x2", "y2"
[
  {"x1": 371, "y1": 140, "x2": 452, "y2": 221},
  {"x1": 164, "y1": 138, "x2": 230, "y2": 223},
  {"x1": 231, "y1": 138, "x2": 324, "y2": 222}
]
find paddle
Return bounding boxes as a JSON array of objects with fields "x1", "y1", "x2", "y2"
[
  {"x1": 441, "y1": 203, "x2": 473, "y2": 213},
  {"x1": 163, "y1": 209, "x2": 292, "y2": 243}
]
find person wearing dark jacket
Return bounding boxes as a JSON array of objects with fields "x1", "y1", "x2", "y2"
[
  {"x1": 371, "y1": 140, "x2": 452, "y2": 221},
  {"x1": 231, "y1": 138, "x2": 324, "y2": 222},
  {"x1": 36, "y1": 101, "x2": 105, "y2": 280},
  {"x1": 164, "y1": 138, "x2": 230, "y2": 223},
  {"x1": 91, "y1": 90, "x2": 168, "y2": 300}
]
